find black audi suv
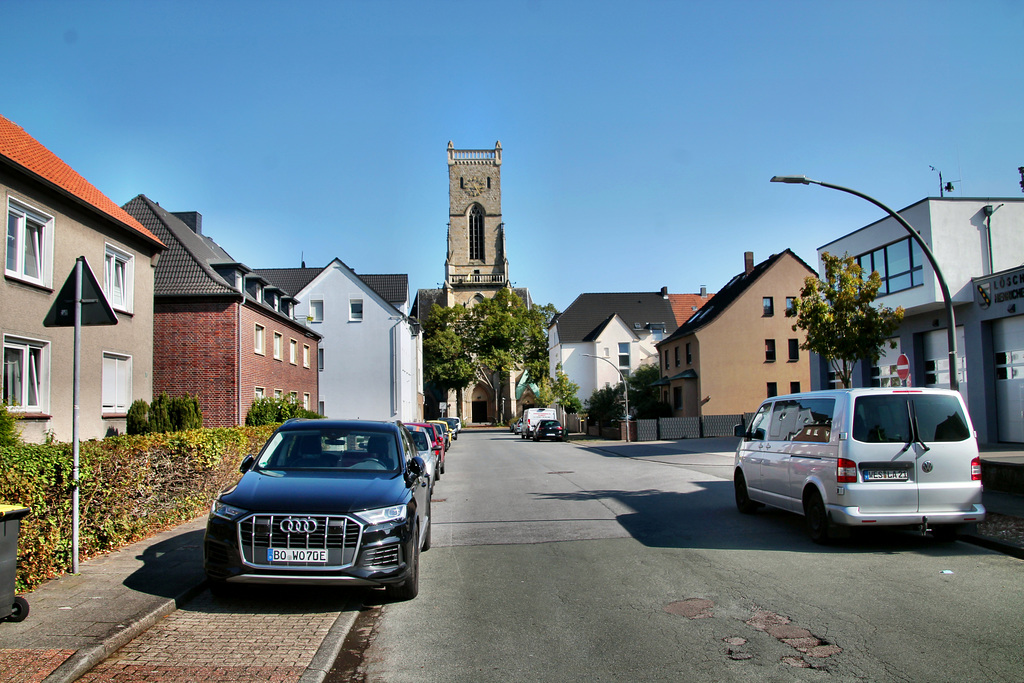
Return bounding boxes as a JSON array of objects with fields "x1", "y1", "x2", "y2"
[{"x1": 203, "y1": 419, "x2": 430, "y2": 600}]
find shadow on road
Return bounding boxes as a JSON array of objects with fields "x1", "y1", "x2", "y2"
[{"x1": 532, "y1": 481, "x2": 983, "y2": 558}]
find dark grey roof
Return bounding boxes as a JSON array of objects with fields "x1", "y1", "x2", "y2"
[
  {"x1": 357, "y1": 274, "x2": 409, "y2": 307},
  {"x1": 553, "y1": 292, "x2": 677, "y2": 344},
  {"x1": 253, "y1": 267, "x2": 321, "y2": 298},
  {"x1": 256, "y1": 266, "x2": 408, "y2": 308},
  {"x1": 123, "y1": 195, "x2": 237, "y2": 297},
  {"x1": 660, "y1": 249, "x2": 815, "y2": 345}
]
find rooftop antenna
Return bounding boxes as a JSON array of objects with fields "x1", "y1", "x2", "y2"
[{"x1": 930, "y1": 165, "x2": 958, "y2": 197}]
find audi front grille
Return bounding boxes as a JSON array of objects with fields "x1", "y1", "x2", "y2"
[{"x1": 237, "y1": 513, "x2": 362, "y2": 569}]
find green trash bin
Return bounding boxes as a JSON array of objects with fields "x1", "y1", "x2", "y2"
[{"x1": 0, "y1": 505, "x2": 30, "y2": 623}]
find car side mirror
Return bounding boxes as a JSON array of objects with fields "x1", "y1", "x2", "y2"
[
  {"x1": 734, "y1": 424, "x2": 747, "y2": 438},
  {"x1": 239, "y1": 455, "x2": 255, "y2": 472},
  {"x1": 407, "y1": 455, "x2": 425, "y2": 484}
]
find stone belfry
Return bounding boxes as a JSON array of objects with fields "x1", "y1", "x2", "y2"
[{"x1": 443, "y1": 140, "x2": 509, "y2": 306}]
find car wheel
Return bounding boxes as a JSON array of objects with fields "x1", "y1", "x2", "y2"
[
  {"x1": 931, "y1": 524, "x2": 960, "y2": 542},
  {"x1": 6, "y1": 596, "x2": 28, "y2": 623},
  {"x1": 734, "y1": 470, "x2": 760, "y2": 515},
  {"x1": 804, "y1": 489, "x2": 833, "y2": 545},
  {"x1": 387, "y1": 528, "x2": 420, "y2": 601}
]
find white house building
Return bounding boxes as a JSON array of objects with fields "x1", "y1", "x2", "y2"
[
  {"x1": 257, "y1": 260, "x2": 423, "y2": 422},
  {"x1": 815, "y1": 196, "x2": 1024, "y2": 444},
  {"x1": 548, "y1": 289, "x2": 710, "y2": 411}
]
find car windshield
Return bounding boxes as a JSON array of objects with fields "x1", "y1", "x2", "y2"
[
  {"x1": 444, "y1": 418, "x2": 458, "y2": 428},
  {"x1": 256, "y1": 428, "x2": 401, "y2": 472},
  {"x1": 409, "y1": 429, "x2": 430, "y2": 451}
]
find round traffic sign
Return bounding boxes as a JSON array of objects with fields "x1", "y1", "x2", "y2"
[{"x1": 896, "y1": 353, "x2": 910, "y2": 381}]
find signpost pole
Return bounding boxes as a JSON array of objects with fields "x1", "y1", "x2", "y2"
[{"x1": 72, "y1": 258, "x2": 82, "y2": 574}]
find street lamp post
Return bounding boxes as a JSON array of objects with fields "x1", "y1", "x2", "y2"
[
  {"x1": 582, "y1": 354, "x2": 630, "y2": 442},
  {"x1": 770, "y1": 175, "x2": 959, "y2": 391}
]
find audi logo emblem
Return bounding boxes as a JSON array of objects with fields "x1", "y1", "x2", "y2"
[{"x1": 280, "y1": 517, "x2": 318, "y2": 534}]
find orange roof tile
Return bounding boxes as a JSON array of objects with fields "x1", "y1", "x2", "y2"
[
  {"x1": 668, "y1": 292, "x2": 714, "y2": 326},
  {"x1": 0, "y1": 115, "x2": 163, "y2": 247}
]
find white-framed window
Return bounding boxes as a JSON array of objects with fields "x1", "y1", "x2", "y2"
[
  {"x1": 318, "y1": 400, "x2": 325, "y2": 415},
  {"x1": 303, "y1": 344, "x2": 310, "y2": 368},
  {"x1": 3, "y1": 336, "x2": 48, "y2": 412},
  {"x1": 309, "y1": 299, "x2": 324, "y2": 323},
  {"x1": 274, "y1": 389, "x2": 282, "y2": 398},
  {"x1": 303, "y1": 393, "x2": 310, "y2": 410},
  {"x1": 318, "y1": 348, "x2": 324, "y2": 371},
  {"x1": 289, "y1": 339, "x2": 297, "y2": 365},
  {"x1": 104, "y1": 244, "x2": 134, "y2": 313},
  {"x1": 618, "y1": 342, "x2": 630, "y2": 370},
  {"x1": 273, "y1": 332, "x2": 282, "y2": 360},
  {"x1": 254, "y1": 324, "x2": 265, "y2": 355},
  {"x1": 6, "y1": 198, "x2": 53, "y2": 286},
  {"x1": 255, "y1": 387, "x2": 265, "y2": 399},
  {"x1": 350, "y1": 298, "x2": 363, "y2": 321},
  {"x1": 102, "y1": 352, "x2": 131, "y2": 413}
]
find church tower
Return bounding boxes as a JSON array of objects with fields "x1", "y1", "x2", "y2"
[{"x1": 444, "y1": 141, "x2": 509, "y2": 306}]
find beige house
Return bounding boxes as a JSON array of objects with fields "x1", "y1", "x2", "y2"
[
  {"x1": 1, "y1": 116, "x2": 164, "y2": 442},
  {"x1": 655, "y1": 250, "x2": 815, "y2": 418}
]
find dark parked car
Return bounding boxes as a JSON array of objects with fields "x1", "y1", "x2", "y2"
[
  {"x1": 533, "y1": 419, "x2": 565, "y2": 442},
  {"x1": 203, "y1": 419, "x2": 430, "y2": 600}
]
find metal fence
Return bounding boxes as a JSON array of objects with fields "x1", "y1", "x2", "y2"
[{"x1": 629, "y1": 414, "x2": 746, "y2": 441}]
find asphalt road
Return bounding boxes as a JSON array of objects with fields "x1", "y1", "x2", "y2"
[{"x1": 349, "y1": 430, "x2": 1024, "y2": 682}]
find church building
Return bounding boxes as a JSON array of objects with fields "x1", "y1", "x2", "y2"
[{"x1": 416, "y1": 141, "x2": 533, "y2": 424}]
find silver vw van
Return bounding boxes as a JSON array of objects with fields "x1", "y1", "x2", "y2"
[{"x1": 733, "y1": 388, "x2": 985, "y2": 543}]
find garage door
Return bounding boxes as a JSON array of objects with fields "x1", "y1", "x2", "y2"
[{"x1": 994, "y1": 316, "x2": 1024, "y2": 443}]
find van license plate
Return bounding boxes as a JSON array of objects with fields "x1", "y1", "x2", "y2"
[
  {"x1": 863, "y1": 470, "x2": 909, "y2": 481},
  {"x1": 267, "y1": 548, "x2": 328, "y2": 563}
]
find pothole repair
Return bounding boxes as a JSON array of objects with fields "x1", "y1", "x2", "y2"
[
  {"x1": 664, "y1": 598, "x2": 714, "y2": 619},
  {"x1": 746, "y1": 608, "x2": 842, "y2": 664}
]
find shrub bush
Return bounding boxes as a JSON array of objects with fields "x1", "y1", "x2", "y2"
[
  {"x1": 126, "y1": 400, "x2": 150, "y2": 435},
  {"x1": 245, "y1": 396, "x2": 321, "y2": 426},
  {"x1": 0, "y1": 403, "x2": 19, "y2": 447},
  {"x1": 0, "y1": 424, "x2": 276, "y2": 591},
  {"x1": 149, "y1": 393, "x2": 173, "y2": 434}
]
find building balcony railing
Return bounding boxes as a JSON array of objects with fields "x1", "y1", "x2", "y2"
[{"x1": 449, "y1": 273, "x2": 506, "y2": 286}]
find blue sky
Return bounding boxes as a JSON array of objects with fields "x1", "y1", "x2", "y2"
[{"x1": 4, "y1": 0, "x2": 1022, "y2": 311}]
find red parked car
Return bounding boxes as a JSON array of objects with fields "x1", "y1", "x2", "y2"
[{"x1": 407, "y1": 422, "x2": 446, "y2": 475}]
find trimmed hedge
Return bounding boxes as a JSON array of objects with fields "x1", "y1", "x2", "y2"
[{"x1": 0, "y1": 424, "x2": 276, "y2": 591}]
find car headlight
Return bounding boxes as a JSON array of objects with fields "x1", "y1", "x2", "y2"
[
  {"x1": 354, "y1": 505, "x2": 407, "y2": 526},
  {"x1": 210, "y1": 499, "x2": 248, "y2": 521}
]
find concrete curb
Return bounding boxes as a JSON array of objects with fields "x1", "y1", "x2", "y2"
[{"x1": 962, "y1": 533, "x2": 1024, "y2": 561}]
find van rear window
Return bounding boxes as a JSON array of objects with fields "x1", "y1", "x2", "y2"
[{"x1": 853, "y1": 395, "x2": 969, "y2": 443}]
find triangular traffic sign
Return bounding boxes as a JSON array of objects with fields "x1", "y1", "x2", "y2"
[{"x1": 43, "y1": 256, "x2": 118, "y2": 327}]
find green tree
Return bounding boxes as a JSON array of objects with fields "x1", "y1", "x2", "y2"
[
  {"x1": 789, "y1": 251, "x2": 905, "y2": 388},
  {"x1": 463, "y1": 289, "x2": 555, "y2": 423},
  {"x1": 627, "y1": 363, "x2": 672, "y2": 419},
  {"x1": 584, "y1": 385, "x2": 622, "y2": 425},
  {"x1": 422, "y1": 303, "x2": 476, "y2": 413},
  {"x1": 551, "y1": 363, "x2": 582, "y2": 414}
]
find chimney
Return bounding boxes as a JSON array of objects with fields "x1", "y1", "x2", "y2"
[
  {"x1": 700, "y1": 285, "x2": 707, "y2": 297},
  {"x1": 744, "y1": 251, "x2": 754, "y2": 274},
  {"x1": 173, "y1": 211, "x2": 202, "y2": 235},
  {"x1": 660, "y1": 286, "x2": 669, "y2": 299}
]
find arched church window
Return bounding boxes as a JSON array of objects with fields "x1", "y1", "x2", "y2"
[{"x1": 469, "y1": 205, "x2": 485, "y2": 261}]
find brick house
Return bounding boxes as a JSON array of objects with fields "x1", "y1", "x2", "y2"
[
  {"x1": 655, "y1": 250, "x2": 815, "y2": 418},
  {"x1": 1, "y1": 116, "x2": 165, "y2": 442},
  {"x1": 123, "y1": 196, "x2": 320, "y2": 426}
]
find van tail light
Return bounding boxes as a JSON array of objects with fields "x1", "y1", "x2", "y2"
[
  {"x1": 971, "y1": 456, "x2": 982, "y2": 481},
  {"x1": 837, "y1": 458, "x2": 859, "y2": 483}
]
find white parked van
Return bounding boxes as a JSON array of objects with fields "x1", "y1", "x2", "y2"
[
  {"x1": 733, "y1": 388, "x2": 985, "y2": 543},
  {"x1": 521, "y1": 408, "x2": 557, "y2": 439}
]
